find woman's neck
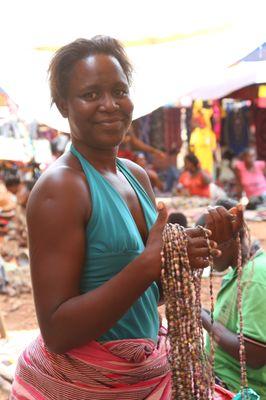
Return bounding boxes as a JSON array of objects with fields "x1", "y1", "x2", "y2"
[{"x1": 71, "y1": 140, "x2": 118, "y2": 173}]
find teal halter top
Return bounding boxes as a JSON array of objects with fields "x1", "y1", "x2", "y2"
[{"x1": 70, "y1": 145, "x2": 160, "y2": 342}]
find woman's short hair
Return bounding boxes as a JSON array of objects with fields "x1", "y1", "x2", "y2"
[
  {"x1": 48, "y1": 36, "x2": 133, "y2": 107},
  {"x1": 185, "y1": 153, "x2": 200, "y2": 168},
  {"x1": 167, "y1": 212, "x2": 188, "y2": 227}
]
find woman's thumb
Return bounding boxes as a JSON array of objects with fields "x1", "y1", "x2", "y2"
[{"x1": 156, "y1": 202, "x2": 168, "y2": 224}]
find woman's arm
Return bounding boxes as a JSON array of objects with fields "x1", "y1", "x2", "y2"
[
  {"x1": 202, "y1": 309, "x2": 266, "y2": 369},
  {"x1": 28, "y1": 166, "x2": 168, "y2": 354}
]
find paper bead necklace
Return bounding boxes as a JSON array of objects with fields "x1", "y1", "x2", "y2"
[{"x1": 161, "y1": 222, "x2": 251, "y2": 399}]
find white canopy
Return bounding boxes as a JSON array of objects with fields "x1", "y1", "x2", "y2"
[{"x1": 1, "y1": 0, "x2": 266, "y2": 131}]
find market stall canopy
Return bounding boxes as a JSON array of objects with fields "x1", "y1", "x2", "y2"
[{"x1": 0, "y1": 0, "x2": 266, "y2": 132}]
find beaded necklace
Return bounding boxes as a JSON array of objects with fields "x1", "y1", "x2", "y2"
[{"x1": 161, "y1": 222, "x2": 251, "y2": 399}]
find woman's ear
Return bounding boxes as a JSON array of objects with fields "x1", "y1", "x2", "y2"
[{"x1": 56, "y1": 99, "x2": 68, "y2": 118}]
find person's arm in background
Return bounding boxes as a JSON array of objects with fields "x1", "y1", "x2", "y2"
[
  {"x1": 202, "y1": 309, "x2": 266, "y2": 369},
  {"x1": 233, "y1": 167, "x2": 244, "y2": 200},
  {"x1": 199, "y1": 170, "x2": 212, "y2": 185},
  {"x1": 130, "y1": 133, "x2": 166, "y2": 159},
  {"x1": 261, "y1": 160, "x2": 266, "y2": 176}
]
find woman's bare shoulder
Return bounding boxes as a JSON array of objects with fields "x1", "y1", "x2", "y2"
[{"x1": 27, "y1": 153, "x2": 90, "y2": 219}]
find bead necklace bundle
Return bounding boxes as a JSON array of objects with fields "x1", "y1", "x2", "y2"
[
  {"x1": 161, "y1": 221, "x2": 251, "y2": 400},
  {"x1": 161, "y1": 223, "x2": 214, "y2": 399}
]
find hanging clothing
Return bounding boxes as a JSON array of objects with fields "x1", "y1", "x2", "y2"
[
  {"x1": 163, "y1": 107, "x2": 182, "y2": 153},
  {"x1": 148, "y1": 108, "x2": 165, "y2": 151},
  {"x1": 189, "y1": 127, "x2": 217, "y2": 174},
  {"x1": 222, "y1": 105, "x2": 250, "y2": 156},
  {"x1": 253, "y1": 107, "x2": 266, "y2": 160},
  {"x1": 212, "y1": 100, "x2": 222, "y2": 140},
  {"x1": 134, "y1": 115, "x2": 152, "y2": 145}
]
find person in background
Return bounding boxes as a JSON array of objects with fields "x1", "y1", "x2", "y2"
[
  {"x1": 4, "y1": 175, "x2": 21, "y2": 196},
  {"x1": 162, "y1": 144, "x2": 180, "y2": 193},
  {"x1": 167, "y1": 211, "x2": 188, "y2": 228},
  {"x1": 135, "y1": 152, "x2": 164, "y2": 192},
  {"x1": 234, "y1": 147, "x2": 266, "y2": 207},
  {"x1": 216, "y1": 149, "x2": 236, "y2": 198},
  {"x1": 178, "y1": 153, "x2": 212, "y2": 198},
  {"x1": 178, "y1": 153, "x2": 226, "y2": 200},
  {"x1": 118, "y1": 125, "x2": 166, "y2": 161},
  {"x1": 11, "y1": 36, "x2": 242, "y2": 399},
  {"x1": 189, "y1": 111, "x2": 217, "y2": 176},
  {"x1": 201, "y1": 198, "x2": 266, "y2": 398}
]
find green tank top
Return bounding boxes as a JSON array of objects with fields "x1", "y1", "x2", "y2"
[{"x1": 70, "y1": 145, "x2": 160, "y2": 342}]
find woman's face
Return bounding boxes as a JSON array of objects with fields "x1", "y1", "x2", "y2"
[
  {"x1": 60, "y1": 54, "x2": 133, "y2": 149},
  {"x1": 244, "y1": 149, "x2": 256, "y2": 167},
  {"x1": 184, "y1": 159, "x2": 197, "y2": 172}
]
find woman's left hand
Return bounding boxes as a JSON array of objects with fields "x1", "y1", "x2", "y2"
[
  {"x1": 185, "y1": 227, "x2": 221, "y2": 269},
  {"x1": 204, "y1": 204, "x2": 243, "y2": 244}
]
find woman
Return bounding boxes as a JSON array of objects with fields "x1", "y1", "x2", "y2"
[
  {"x1": 178, "y1": 153, "x2": 225, "y2": 200},
  {"x1": 11, "y1": 36, "x2": 241, "y2": 399},
  {"x1": 202, "y1": 198, "x2": 266, "y2": 398},
  {"x1": 178, "y1": 153, "x2": 212, "y2": 198},
  {"x1": 234, "y1": 147, "x2": 266, "y2": 203}
]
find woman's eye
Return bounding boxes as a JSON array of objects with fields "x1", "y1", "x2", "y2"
[
  {"x1": 114, "y1": 89, "x2": 128, "y2": 97},
  {"x1": 82, "y1": 92, "x2": 98, "y2": 100}
]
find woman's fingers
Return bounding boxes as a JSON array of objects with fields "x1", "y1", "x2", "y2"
[
  {"x1": 229, "y1": 204, "x2": 244, "y2": 235},
  {"x1": 205, "y1": 206, "x2": 235, "y2": 243},
  {"x1": 188, "y1": 242, "x2": 221, "y2": 257},
  {"x1": 186, "y1": 226, "x2": 212, "y2": 238},
  {"x1": 188, "y1": 236, "x2": 217, "y2": 249},
  {"x1": 192, "y1": 257, "x2": 210, "y2": 269}
]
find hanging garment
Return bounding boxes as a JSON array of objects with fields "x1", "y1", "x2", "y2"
[
  {"x1": 149, "y1": 108, "x2": 165, "y2": 150},
  {"x1": 189, "y1": 127, "x2": 217, "y2": 174},
  {"x1": 222, "y1": 105, "x2": 250, "y2": 156},
  {"x1": 253, "y1": 107, "x2": 266, "y2": 160},
  {"x1": 212, "y1": 100, "x2": 222, "y2": 140},
  {"x1": 163, "y1": 107, "x2": 182, "y2": 153}
]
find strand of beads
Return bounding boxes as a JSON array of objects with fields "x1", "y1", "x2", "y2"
[
  {"x1": 161, "y1": 223, "x2": 213, "y2": 399},
  {"x1": 236, "y1": 232, "x2": 248, "y2": 399},
  {"x1": 198, "y1": 225, "x2": 216, "y2": 398}
]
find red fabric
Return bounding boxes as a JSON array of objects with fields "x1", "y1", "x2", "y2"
[
  {"x1": 179, "y1": 170, "x2": 211, "y2": 198},
  {"x1": 214, "y1": 384, "x2": 235, "y2": 399},
  {"x1": 117, "y1": 149, "x2": 136, "y2": 161}
]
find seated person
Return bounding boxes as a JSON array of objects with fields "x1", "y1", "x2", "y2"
[
  {"x1": 135, "y1": 153, "x2": 164, "y2": 192},
  {"x1": 178, "y1": 153, "x2": 225, "y2": 200},
  {"x1": 216, "y1": 149, "x2": 237, "y2": 197},
  {"x1": 178, "y1": 153, "x2": 212, "y2": 198},
  {"x1": 201, "y1": 198, "x2": 266, "y2": 398},
  {"x1": 234, "y1": 147, "x2": 266, "y2": 205}
]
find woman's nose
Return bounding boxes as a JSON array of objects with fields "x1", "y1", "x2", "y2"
[{"x1": 99, "y1": 94, "x2": 119, "y2": 112}]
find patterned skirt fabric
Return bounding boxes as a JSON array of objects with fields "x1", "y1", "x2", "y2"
[{"x1": 11, "y1": 331, "x2": 171, "y2": 400}]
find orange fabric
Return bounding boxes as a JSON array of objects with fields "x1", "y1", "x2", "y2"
[{"x1": 179, "y1": 170, "x2": 211, "y2": 198}]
